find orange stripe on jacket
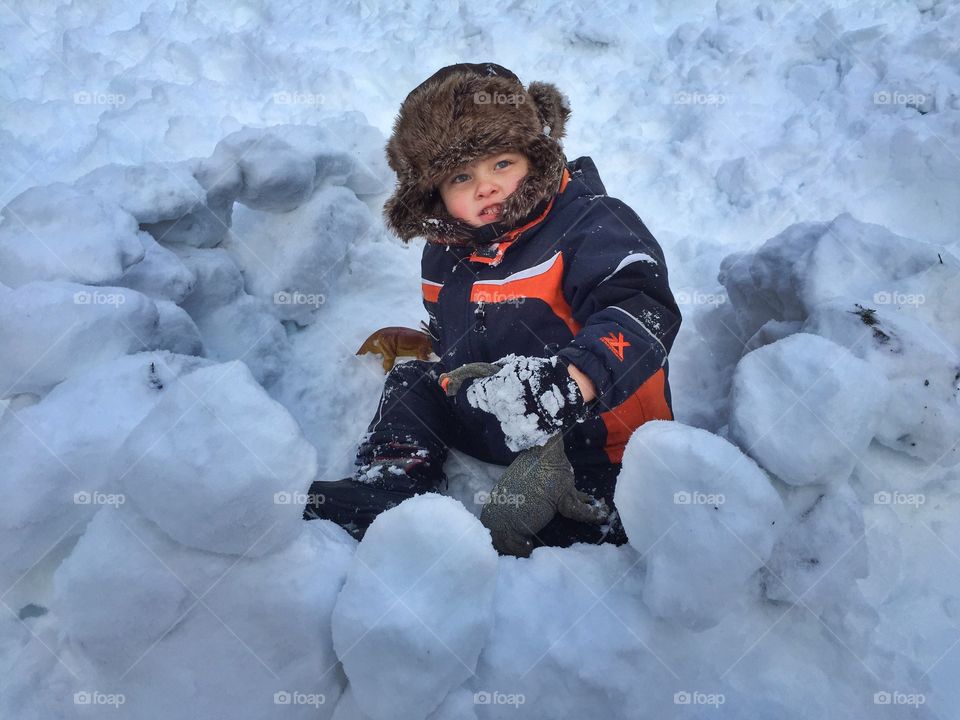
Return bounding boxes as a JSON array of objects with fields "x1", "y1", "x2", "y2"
[
  {"x1": 421, "y1": 279, "x2": 442, "y2": 303},
  {"x1": 599, "y1": 367, "x2": 672, "y2": 463},
  {"x1": 469, "y1": 252, "x2": 581, "y2": 336}
]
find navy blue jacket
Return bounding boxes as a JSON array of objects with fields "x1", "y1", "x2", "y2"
[{"x1": 421, "y1": 156, "x2": 681, "y2": 466}]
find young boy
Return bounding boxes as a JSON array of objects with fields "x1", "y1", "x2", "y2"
[{"x1": 304, "y1": 62, "x2": 681, "y2": 549}]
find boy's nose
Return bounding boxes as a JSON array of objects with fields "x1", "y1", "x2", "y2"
[{"x1": 476, "y1": 181, "x2": 499, "y2": 199}]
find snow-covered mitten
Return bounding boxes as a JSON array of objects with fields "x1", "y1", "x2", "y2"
[{"x1": 439, "y1": 354, "x2": 587, "y2": 452}]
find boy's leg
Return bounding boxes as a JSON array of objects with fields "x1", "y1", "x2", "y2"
[
  {"x1": 303, "y1": 360, "x2": 458, "y2": 537},
  {"x1": 529, "y1": 462, "x2": 628, "y2": 550}
]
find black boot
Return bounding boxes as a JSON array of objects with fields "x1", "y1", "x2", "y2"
[{"x1": 302, "y1": 457, "x2": 447, "y2": 540}]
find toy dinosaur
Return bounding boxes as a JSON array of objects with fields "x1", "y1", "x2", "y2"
[
  {"x1": 356, "y1": 323, "x2": 434, "y2": 372},
  {"x1": 439, "y1": 361, "x2": 610, "y2": 557}
]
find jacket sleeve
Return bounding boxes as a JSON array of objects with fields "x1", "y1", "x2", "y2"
[{"x1": 555, "y1": 198, "x2": 682, "y2": 409}]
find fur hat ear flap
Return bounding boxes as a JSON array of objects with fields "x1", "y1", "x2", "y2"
[{"x1": 526, "y1": 81, "x2": 571, "y2": 141}]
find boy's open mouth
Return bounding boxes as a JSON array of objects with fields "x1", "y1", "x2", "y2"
[{"x1": 479, "y1": 203, "x2": 502, "y2": 219}]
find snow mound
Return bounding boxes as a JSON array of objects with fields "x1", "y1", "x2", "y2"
[
  {"x1": 615, "y1": 420, "x2": 784, "y2": 630},
  {"x1": 729, "y1": 332, "x2": 890, "y2": 486},
  {"x1": 75, "y1": 161, "x2": 207, "y2": 226},
  {"x1": 0, "y1": 351, "x2": 209, "y2": 594},
  {"x1": 117, "y1": 361, "x2": 318, "y2": 556},
  {"x1": 761, "y1": 483, "x2": 870, "y2": 619},
  {"x1": 225, "y1": 184, "x2": 374, "y2": 326},
  {"x1": 331, "y1": 493, "x2": 498, "y2": 720},
  {"x1": 116, "y1": 234, "x2": 196, "y2": 303},
  {"x1": 805, "y1": 302, "x2": 960, "y2": 468},
  {"x1": 718, "y1": 213, "x2": 948, "y2": 341},
  {"x1": 0, "y1": 183, "x2": 144, "y2": 287},
  {"x1": 175, "y1": 247, "x2": 291, "y2": 387},
  {"x1": 52, "y1": 506, "x2": 353, "y2": 719},
  {"x1": 0, "y1": 281, "x2": 170, "y2": 397}
]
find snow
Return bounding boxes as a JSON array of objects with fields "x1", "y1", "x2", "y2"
[
  {"x1": 331, "y1": 494, "x2": 498, "y2": 720},
  {"x1": 616, "y1": 420, "x2": 784, "y2": 630},
  {"x1": 117, "y1": 361, "x2": 318, "y2": 557},
  {"x1": 464, "y1": 353, "x2": 577, "y2": 451},
  {"x1": 0, "y1": 281, "x2": 170, "y2": 396},
  {"x1": 0, "y1": 351, "x2": 209, "y2": 598},
  {"x1": 2, "y1": 1, "x2": 959, "y2": 718},
  {"x1": 224, "y1": 183, "x2": 373, "y2": 326},
  {"x1": 0, "y1": 183, "x2": 144, "y2": 287},
  {"x1": 729, "y1": 332, "x2": 890, "y2": 486}
]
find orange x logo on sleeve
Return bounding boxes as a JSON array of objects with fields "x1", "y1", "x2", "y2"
[{"x1": 600, "y1": 331, "x2": 630, "y2": 361}]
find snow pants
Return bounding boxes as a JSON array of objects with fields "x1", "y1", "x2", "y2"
[{"x1": 308, "y1": 359, "x2": 628, "y2": 549}]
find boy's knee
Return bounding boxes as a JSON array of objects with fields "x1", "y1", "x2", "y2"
[{"x1": 385, "y1": 359, "x2": 440, "y2": 386}]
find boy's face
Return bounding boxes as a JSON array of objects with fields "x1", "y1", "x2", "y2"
[{"x1": 437, "y1": 151, "x2": 529, "y2": 227}]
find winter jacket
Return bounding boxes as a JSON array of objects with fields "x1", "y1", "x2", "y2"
[{"x1": 421, "y1": 156, "x2": 681, "y2": 466}]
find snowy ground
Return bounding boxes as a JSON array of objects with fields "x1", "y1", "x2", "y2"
[{"x1": 1, "y1": 0, "x2": 959, "y2": 718}]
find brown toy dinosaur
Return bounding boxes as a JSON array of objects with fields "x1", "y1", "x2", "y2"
[
  {"x1": 439, "y1": 361, "x2": 610, "y2": 557},
  {"x1": 356, "y1": 323, "x2": 434, "y2": 372}
]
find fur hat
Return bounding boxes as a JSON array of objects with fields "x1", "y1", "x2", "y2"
[{"x1": 383, "y1": 62, "x2": 572, "y2": 246}]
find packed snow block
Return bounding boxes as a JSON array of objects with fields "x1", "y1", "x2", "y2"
[
  {"x1": 0, "y1": 352, "x2": 209, "y2": 592},
  {"x1": 225, "y1": 184, "x2": 373, "y2": 326},
  {"x1": 332, "y1": 684, "x2": 478, "y2": 720},
  {"x1": 174, "y1": 247, "x2": 290, "y2": 386},
  {"x1": 154, "y1": 300, "x2": 204, "y2": 356},
  {"x1": 476, "y1": 543, "x2": 673, "y2": 717},
  {"x1": 132, "y1": 152, "x2": 244, "y2": 249},
  {"x1": 0, "y1": 281, "x2": 170, "y2": 398},
  {"x1": 210, "y1": 130, "x2": 317, "y2": 212},
  {"x1": 52, "y1": 508, "x2": 190, "y2": 668},
  {"x1": 760, "y1": 483, "x2": 869, "y2": 614},
  {"x1": 805, "y1": 302, "x2": 960, "y2": 468},
  {"x1": 728, "y1": 333, "x2": 890, "y2": 486},
  {"x1": 616, "y1": 421, "x2": 784, "y2": 630},
  {"x1": 53, "y1": 508, "x2": 353, "y2": 718},
  {"x1": 718, "y1": 213, "x2": 947, "y2": 341},
  {"x1": 211, "y1": 124, "x2": 388, "y2": 212},
  {"x1": 0, "y1": 183, "x2": 144, "y2": 287},
  {"x1": 191, "y1": 293, "x2": 290, "y2": 387},
  {"x1": 118, "y1": 361, "x2": 317, "y2": 556},
  {"x1": 75, "y1": 160, "x2": 207, "y2": 225},
  {"x1": 113, "y1": 233, "x2": 196, "y2": 303},
  {"x1": 174, "y1": 246, "x2": 245, "y2": 309},
  {"x1": 331, "y1": 494, "x2": 498, "y2": 720}
]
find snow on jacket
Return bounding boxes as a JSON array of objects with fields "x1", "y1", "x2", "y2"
[{"x1": 421, "y1": 155, "x2": 682, "y2": 466}]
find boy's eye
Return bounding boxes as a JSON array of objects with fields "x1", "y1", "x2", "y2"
[
  {"x1": 450, "y1": 173, "x2": 469, "y2": 184},
  {"x1": 495, "y1": 159, "x2": 512, "y2": 170}
]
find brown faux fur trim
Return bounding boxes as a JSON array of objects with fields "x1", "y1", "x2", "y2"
[{"x1": 383, "y1": 65, "x2": 571, "y2": 245}]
